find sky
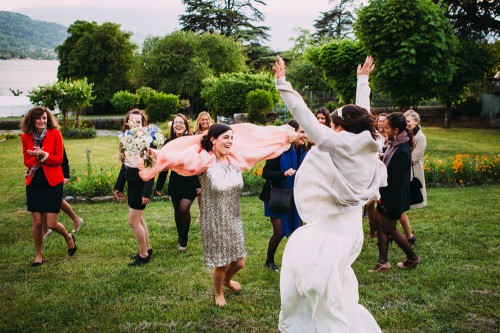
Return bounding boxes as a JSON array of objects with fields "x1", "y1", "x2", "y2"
[{"x1": 0, "y1": 0, "x2": 340, "y2": 51}]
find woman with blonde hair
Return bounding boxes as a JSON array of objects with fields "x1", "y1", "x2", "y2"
[
  {"x1": 399, "y1": 109, "x2": 427, "y2": 244},
  {"x1": 194, "y1": 111, "x2": 212, "y2": 134},
  {"x1": 21, "y1": 106, "x2": 76, "y2": 266}
]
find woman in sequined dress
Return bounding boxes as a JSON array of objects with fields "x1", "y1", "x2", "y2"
[{"x1": 138, "y1": 122, "x2": 295, "y2": 307}]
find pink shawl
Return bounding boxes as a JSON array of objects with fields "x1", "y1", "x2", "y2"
[{"x1": 138, "y1": 123, "x2": 294, "y2": 181}]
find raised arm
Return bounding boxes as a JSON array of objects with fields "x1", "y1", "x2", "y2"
[{"x1": 356, "y1": 56, "x2": 374, "y2": 112}]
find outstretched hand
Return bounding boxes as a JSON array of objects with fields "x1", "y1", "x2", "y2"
[
  {"x1": 357, "y1": 56, "x2": 375, "y2": 76},
  {"x1": 273, "y1": 55, "x2": 286, "y2": 79}
]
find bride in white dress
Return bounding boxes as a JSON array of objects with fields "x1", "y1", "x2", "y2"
[{"x1": 274, "y1": 55, "x2": 387, "y2": 333}]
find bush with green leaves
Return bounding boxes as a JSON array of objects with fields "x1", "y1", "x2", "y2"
[
  {"x1": 61, "y1": 127, "x2": 97, "y2": 139},
  {"x1": 110, "y1": 90, "x2": 139, "y2": 112},
  {"x1": 135, "y1": 87, "x2": 157, "y2": 109},
  {"x1": 146, "y1": 92, "x2": 180, "y2": 123},
  {"x1": 246, "y1": 89, "x2": 274, "y2": 124},
  {"x1": 201, "y1": 72, "x2": 278, "y2": 118}
]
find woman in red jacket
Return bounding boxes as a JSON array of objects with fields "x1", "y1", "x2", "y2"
[{"x1": 21, "y1": 106, "x2": 76, "y2": 266}]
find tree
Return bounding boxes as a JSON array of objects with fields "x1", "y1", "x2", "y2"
[
  {"x1": 284, "y1": 29, "x2": 338, "y2": 109},
  {"x1": 438, "y1": 41, "x2": 499, "y2": 127},
  {"x1": 179, "y1": 0, "x2": 270, "y2": 44},
  {"x1": 354, "y1": 0, "x2": 458, "y2": 110},
  {"x1": 306, "y1": 39, "x2": 365, "y2": 105},
  {"x1": 56, "y1": 20, "x2": 136, "y2": 113},
  {"x1": 28, "y1": 78, "x2": 94, "y2": 127},
  {"x1": 136, "y1": 31, "x2": 247, "y2": 113},
  {"x1": 432, "y1": 0, "x2": 500, "y2": 42},
  {"x1": 313, "y1": 0, "x2": 356, "y2": 41}
]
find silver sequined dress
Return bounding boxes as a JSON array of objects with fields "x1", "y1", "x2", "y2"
[{"x1": 199, "y1": 162, "x2": 246, "y2": 268}]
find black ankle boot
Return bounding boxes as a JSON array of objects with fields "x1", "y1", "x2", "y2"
[
  {"x1": 128, "y1": 253, "x2": 151, "y2": 267},
  {"x1": 131, "y1": 248, "x2": 153, "y2": 259}
]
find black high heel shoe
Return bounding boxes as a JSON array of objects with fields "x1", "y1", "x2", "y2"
[{"x1": 68, "y1": 234, "x2": 77, "y2": 256}]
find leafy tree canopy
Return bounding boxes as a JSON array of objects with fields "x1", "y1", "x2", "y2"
[
  {"x1": 179, "y1": 0, "x2": 270, "y2": 44},
  {"x1": 354, "y1": 0, "x2": 458, "y2": 109},
  {"x1": 313, "y1": 0, "x2": 356, "y2": 41},
  {"x1": 432, "y1": 0, "x2": 500, "y2": 42},
  {"x1": 306, "y1": 39, "x2": 365, "y2": 104},
  {"x1": 136, "y1": 31, "x2": 248, "y2": 113},
  {"x1": 56, "y1": 20, "x2": 136, "y2": 112}
]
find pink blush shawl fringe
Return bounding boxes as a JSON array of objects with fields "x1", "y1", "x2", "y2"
[{"x1": 139, "y1": 123, "x2": 294, "y2": 181}]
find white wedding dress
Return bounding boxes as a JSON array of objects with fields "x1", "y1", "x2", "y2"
[{"x1": 275, "y1": 75, "x2": 385, "y2": 332}]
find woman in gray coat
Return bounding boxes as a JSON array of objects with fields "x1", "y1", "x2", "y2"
[{"x1": 399, "y1": 110, "x2": 427, "y2": 244}]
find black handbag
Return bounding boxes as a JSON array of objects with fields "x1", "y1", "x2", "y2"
[
  {"x1": 268, "y1": 186, "x2": 293, "y2": 212},
  {"x1": 409, "y1": 165, "x2": 424, "y2": 205}
]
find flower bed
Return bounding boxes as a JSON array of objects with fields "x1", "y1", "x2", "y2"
[{"x1": 425, "y1": 154, "x2": 500, "y2": 186}]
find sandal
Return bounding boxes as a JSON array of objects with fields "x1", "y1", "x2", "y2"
[
  {"x1": 368, "y1": 262, "x2": 391, "y2": 272},
  {"x1": 396, "y1": 257, "x2": 420, "y2": 269}
]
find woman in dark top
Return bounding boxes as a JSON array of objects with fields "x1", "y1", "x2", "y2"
[
  {"x1": 155, "y1": 113, "x2": 201, "y2": 253},
  {"x1": 259, "y1": 120, "x2": 307, "y2": 271},
  {"x1": 370, "y1": 113, "x2": 420, "y2": 272},
  {"x1": 114, "y1": 109, "x2": 155, "y2": 266},
  {"x1": 21, "y1": 106, "x2": 76, "y2": 266}
]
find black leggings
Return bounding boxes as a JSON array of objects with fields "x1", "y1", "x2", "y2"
[{"x1": 172, "y1": 198, "x2": 194, "y2": 247}]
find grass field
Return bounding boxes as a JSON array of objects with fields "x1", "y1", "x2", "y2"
[{"x1": 0, "y1": 127, "x2": 498, "y2": 332}]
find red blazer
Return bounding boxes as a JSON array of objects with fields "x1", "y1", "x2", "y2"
[{"x1": 22, "y1": 129, "x2": 64, "y2": 186}]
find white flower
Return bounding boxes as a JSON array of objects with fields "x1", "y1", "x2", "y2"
[{"x1": 119, "y1": 124, "x2": 165, "y2": 167}]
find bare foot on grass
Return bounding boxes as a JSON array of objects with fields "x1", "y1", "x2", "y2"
[
  {"x1": 224, "y1": 280, "x2": 241, "y2": 293},
  {"x1": 214, "y1": 293, "x2": 226, "y2": 307}
]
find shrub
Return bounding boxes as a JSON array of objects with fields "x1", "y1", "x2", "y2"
[
  {"x1": 110, "y1": 91, "x2": 139, "y2": 112},
  {"x1": 201, "y1": 72, "x2": 278, "y2": 118},
  {"x1": 246, "y1": 89, "x2": 274, "y2": 124},
  {"x1": 90, "y1": 118, "x2": 123, "y2": 130},
  {"x1": 146, "y1": 92, "x2": 180, "y2": 123},
  {"x1": 65, "y1": 148, "x2": 119, "y2": 198},
  {"x1": 135, "y1": 87, "x2": 157, "y2": 109},
  {"x1": 242, "y1": 161, "x2": 265, "y2": 194},
  {"x1": 0, "y1": 119, "x2": 21, "y2": 130},
  {"x1": 61, "y1": 120, "x2": 97, "y2": 139}
]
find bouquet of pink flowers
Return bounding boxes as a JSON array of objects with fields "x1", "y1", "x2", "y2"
[{"x1": 119, "y1": 124, "x2": 165, "y2": 167}]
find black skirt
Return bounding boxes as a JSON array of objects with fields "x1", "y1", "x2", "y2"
[
  {"x1": 167, "y1": 171, "x2": 200, "y2": 201},
  {"x1": 125, "y1": 167, "x2": 148, "y2": 210},
  {"x1": 26, "y1": 167, "x2": 63, "y2": 213}
]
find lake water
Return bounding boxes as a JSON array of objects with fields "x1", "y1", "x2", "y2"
[{"x1": 0, "y1": 59, "x2": 59, "y2": 96}]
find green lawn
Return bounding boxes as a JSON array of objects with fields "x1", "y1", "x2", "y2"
[{"x1": 0, "y1": 128, "x2": 498, "y2": 332}]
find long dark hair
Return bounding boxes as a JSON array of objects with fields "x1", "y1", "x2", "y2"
[
  {"x1": 331, "y1": 104, "x2": 376, "y2": 139},
  {"x1": 200, "y1": 123, "x2": 232, "y2": 151},
  {"x1": 386, "y1": 112, "x2": 414, "y2": 149},
  {"x1": 168, "y1": 113, "x2": 191, "y2": 141},
  {"x1": 315, "y1": 107, "x2": 331, "y2": 128},
  {"x1": 21, "y1": 106, "x2": 59, "y2": 134}
]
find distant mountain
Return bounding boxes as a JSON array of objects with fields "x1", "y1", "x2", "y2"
[{"x1": 0, "y1": 11, "x2": 68, "y2": 60}]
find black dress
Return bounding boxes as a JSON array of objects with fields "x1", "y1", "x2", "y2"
[
  {"x1": 26, "y1": 167, "x2": 63, "y2": 213},
  {"x1": 156, "y1": 170, "x2": 200, "y2": 201}
]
